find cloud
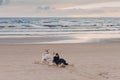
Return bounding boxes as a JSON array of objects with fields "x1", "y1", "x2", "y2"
[
  {"x1": 34, "y1": 6, "x2": 120, "y2": 17},
  {"x1": 100, "y1": 7, "x2": 120, "y2": 13},
  {"x1": 37, "y1": 6, "x2": 55, "y2": 10},
  {"x1": 8, "y1": 0, "x2": 120, "y2": 6},
  {"x1": 34, "y1": 7, "x2": 104, "y2": 17},
  {"x1": 0, "y1": 0, "x2": 120, "y2": 17},
  {"x1": 0, "y1": 0, "x2": 10, "y2": 5},
  {"x1": 59, "y1": 1, "x2": 120, "y2": 10},
  {"x1": 0, "y1": 0, "x2": 3, "y2": 5}
]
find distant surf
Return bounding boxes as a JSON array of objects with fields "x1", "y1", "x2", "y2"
[{"x1": 0, "y1": 17, "x2": 120, "y2": 44}]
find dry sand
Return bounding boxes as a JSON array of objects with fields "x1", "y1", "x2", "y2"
[{"x1": 0, "y1": 42, "x2": 120, "y2": 80}]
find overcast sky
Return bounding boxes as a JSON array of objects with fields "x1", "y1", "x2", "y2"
[{"x1": 0, "y1": 0, "x2": 120, "y2": 17}]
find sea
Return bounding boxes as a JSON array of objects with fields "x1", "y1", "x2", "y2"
[{"x1": 0, "y1": 17, "x2": 120, "y2": 44}]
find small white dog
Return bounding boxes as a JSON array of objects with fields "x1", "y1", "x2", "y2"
[{"x1": 41, "y1": 49, "x2": 53, "y2": 65}]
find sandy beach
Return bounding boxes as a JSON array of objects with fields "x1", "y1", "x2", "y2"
[{"x1": 0, "y1": 42, "x2": 120, "y2": 80}]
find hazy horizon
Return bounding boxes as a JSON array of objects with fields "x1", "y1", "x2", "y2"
[{"x1": 0, "y1": 0, "x2": 120, "y2": 17}]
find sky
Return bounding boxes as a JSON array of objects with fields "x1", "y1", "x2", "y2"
[{"x1": 0, "y1": 0, "x2": 120, "y2": 17}]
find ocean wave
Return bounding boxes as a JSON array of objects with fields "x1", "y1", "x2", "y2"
[{"x1": 0, "y1": 17, "x2": 120, "y2": 37}]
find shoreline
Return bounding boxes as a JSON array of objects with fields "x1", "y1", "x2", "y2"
[{"x1": 0, "y1": 35, "x2": 120, "y2": 44}]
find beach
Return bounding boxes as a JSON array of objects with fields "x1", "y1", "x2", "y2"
[
  {"x1": 0, "y1": 0, "x2": 120, "y2": 79},
  {"x1": 0, "y1": 42, "x2": 120, "y2": 80},
  {"x1": 0, "y1": 17, "x2": 120, "y2": 80}
]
